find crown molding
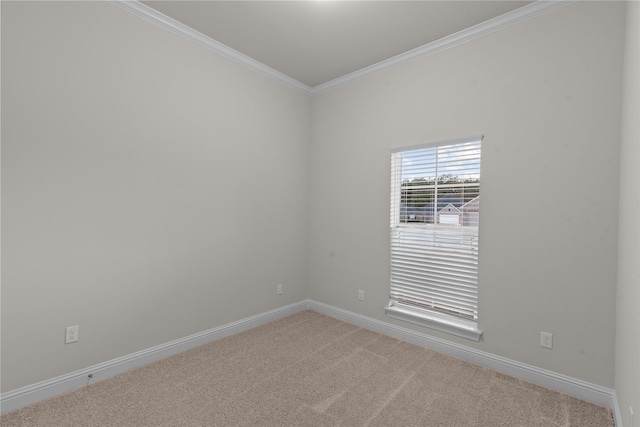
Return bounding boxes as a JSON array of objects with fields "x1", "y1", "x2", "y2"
[
  {"x1": 310, "y1": 0, "x2": 574, "y2": 95},
  {"x1": 108, "y1": 0, "x2": 573, "y2": 97},
  {"x1": 107, "y1": 0, "x2": 313, "y2": 95}
]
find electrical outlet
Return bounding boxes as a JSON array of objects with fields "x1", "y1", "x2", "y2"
[
  {"x1": 540, "y1": 331, "x2": 552, "y2": 349},
  {"x1": 277, "y1": 284, "x2": 283, "y2": 295},
  {"x1": 358, "y1": 290, "x2": 365, "y2": 301},
  {"x1": 65, "y1": 325, "x2": 79, "y2": 344}
]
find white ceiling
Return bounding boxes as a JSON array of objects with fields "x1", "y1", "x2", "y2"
[{"x1": 141, "y1": 1, "x2": 533, "y2": 88}]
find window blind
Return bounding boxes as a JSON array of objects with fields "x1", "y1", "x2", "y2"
[{"x1": 390, "y1": 138, "x2": 481, "y2": 321}]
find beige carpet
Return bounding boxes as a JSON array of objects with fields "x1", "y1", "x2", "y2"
[{"x1": 1, "y1": 310, "x2": 614, "y2": 426}]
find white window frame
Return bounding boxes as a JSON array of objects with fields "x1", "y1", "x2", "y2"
[{"x1": 386, "y1": 136, "x2": 483, "y2": 341}]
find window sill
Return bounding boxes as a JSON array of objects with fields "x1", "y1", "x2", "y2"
[{"x1": 385, "y1": 301, "x2": 483, "y2": 342}]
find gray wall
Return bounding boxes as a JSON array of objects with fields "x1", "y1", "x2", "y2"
[
  {"x1": 308, "y1": 1, "x2": 624, "y2": 388},
  {"x1": 615, "y1": 1, "x2": 640, "y2": 424},
  {"x1": 1, "y1": 0, "x2": 632, "y2": 397},
  {"x1": 1, "y1": 1, "x2": 310, "y2": 392}
]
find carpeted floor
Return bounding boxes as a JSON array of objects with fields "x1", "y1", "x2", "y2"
[{"x1": 1, "y1": 310, "x2": 614, "y2": 426}]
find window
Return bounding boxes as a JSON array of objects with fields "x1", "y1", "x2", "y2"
[{"x1": 386, "y1": 136, "x2": 483, "y2": 341}]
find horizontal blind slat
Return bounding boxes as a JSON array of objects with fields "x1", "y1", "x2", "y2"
[{"x1": 391, "y1": 288, "x2": 475, "y2": 307}]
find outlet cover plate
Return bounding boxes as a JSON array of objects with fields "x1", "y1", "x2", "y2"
[
  {"x1": 540, "y1": 331, "x2": 552, "y2": 349},
  {"x1": 65, "y1": 325, "x2": 79, "y2": 344}
]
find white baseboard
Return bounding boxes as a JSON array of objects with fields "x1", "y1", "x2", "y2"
[
  {"x1": 612, "y1": 391, "x2": 624, "y2": 427},
  {"x1": 307, "y1": 300, "x2": 620, "y2": 425},
  {"x1": 0, "y1": 300, "x2": 310, "y2": 415},
  {"x1": 1, "y1": 299, "x2": 621, "y2": 426}
]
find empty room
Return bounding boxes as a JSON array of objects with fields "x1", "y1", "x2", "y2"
[{"x1": 1, "y1": 0, "x2": 638, "y2": 426}]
